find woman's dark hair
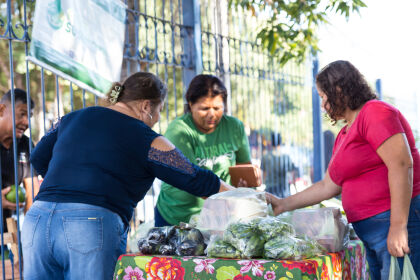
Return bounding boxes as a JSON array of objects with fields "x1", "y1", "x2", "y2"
[
  {"x1": 184, "y1": 74, "x2": 228, "y2": 113},
  {"x1": 106, "y1": 72, "x2": 167, "y2": 107},
  {"x1": 316, "y1": 60, "x2": 377, "y2": 123}
]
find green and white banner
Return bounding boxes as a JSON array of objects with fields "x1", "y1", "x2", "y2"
[{"x1": 28, "y1": 0, "x2": 127, "y2": 97}]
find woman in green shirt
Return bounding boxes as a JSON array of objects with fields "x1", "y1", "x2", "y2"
[{"x1": 155, "y1": 74, "x2": 252, "y2": 226}]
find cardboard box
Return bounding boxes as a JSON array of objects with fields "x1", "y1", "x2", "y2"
[{"x1": 228, "y1": 164, "x2": 261, "y2": 187}]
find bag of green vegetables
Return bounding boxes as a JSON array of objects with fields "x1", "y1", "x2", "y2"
[
  {"x1": 223, "y1": 220, "x2": 265, "y2": 258},
  {"x1": 257, "y1": 216, "x2": 295, "y2": 241},
  {"x1": 263, "y1": 235, "x2": 324, "y2": 260},
  {"x1": 206, "y1": 235, "x2": 241, "y2": 258}
]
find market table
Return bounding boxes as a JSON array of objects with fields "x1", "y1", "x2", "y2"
[{"x1": 114, "y1": 240, "x2": 368, "y2": 280}]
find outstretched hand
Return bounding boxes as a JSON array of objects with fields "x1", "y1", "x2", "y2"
[{"x1": 265, "y1": 192, "x2": 287, "y2": 216}]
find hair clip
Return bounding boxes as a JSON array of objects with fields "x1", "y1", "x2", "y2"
[{"x1": 109, "y1": 85, "x2": 122, "y2": 104}]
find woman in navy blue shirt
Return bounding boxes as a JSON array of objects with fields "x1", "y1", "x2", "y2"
[{"x1": 22, "y1": 72, "x2": 234, "y2": 280}]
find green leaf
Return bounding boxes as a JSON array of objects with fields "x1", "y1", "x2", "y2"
[
  {"x1": 216, "y1": 266, "x2": 240, "y2": 280},
  {"x1": 237, "y1": 0, "x2": 368, "y2": 65},
  {"x1": 134, "y1": 256, "x2": 153, "y2": 269}
]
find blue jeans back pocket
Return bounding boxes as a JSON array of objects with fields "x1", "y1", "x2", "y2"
[
  {"x1": 63, "y1": 217, "x2": 103, "y2": 254},
  {"x1": 22, "y1": 213, "x2": 40, "y2": 248}
]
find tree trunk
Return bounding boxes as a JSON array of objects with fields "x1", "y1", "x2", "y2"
[{"x1": 120, "y1": 0, "x2": 138, "y2": 80}]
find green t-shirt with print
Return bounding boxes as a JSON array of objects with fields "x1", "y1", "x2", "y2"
[{"x1": 156, "y1": 113, "x2": 251, "y2": 225}]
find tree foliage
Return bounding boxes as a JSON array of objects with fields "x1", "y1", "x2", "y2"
[{"x1": 230, "y1": 0, "x2": 367, "y2": 64}]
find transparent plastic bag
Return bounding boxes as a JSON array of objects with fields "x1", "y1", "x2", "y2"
[
  {"x1": 263, "y1": 235, "x2": 324, "y2": 260},
  {"x1": 188, "y1": 214, "x2": 200, "y2": 227},
  {"x1": 223, "y1": 220, "x2": 265, "y2": 258},
  {"x1": 205, "y1": 235, "x2": 241, "y2": 258},
  {"x1": 389, "y1": 255, "x2": 418, "y2": 280},
  {"x1": 196, "y1": 188, "x2": 268, "y2": 238},
  {"x1": 289, "y1": 207, "x2": 349, "y2": 252},
  {"x1": 257, "y1": 216, "x2": 295, "y2": 241},
  {"x1": 295, "y1": 235, "x2": 325, "y2": 259},
  {"x1": 263, "y1": 236, "x2": 296, "y2": 260}
]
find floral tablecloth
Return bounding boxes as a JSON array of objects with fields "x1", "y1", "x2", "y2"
[{"x1": 114, "y1": 240, "x2": 368, "y2": 280}]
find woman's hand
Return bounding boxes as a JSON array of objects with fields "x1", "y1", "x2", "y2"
[
  {"x1": 219, "y1": 179, "x2": 235, "y2": 192},
  {"x1": 387, "y1": 224, "x2": 410, "y2": 257},
  {"x1": 376, "y1": 133, "x2": 413, "y2": 257},
  {"x1": 266, "y1": 171, "x2": 341, "y2": 216},
  {"x1": 265, "y1": 192, "x2": 287, "y2": 215}
]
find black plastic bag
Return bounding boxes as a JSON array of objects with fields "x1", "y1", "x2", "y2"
[
  {"x1": 168, "y1": 225, "x2": 206, "y2": 256},
  {"x1": 137, "y1": 224, "x2": 206, "y2": 256}
]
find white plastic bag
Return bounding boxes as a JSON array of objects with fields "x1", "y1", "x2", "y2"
[
  {"x1": 196, "y1": 188, "x2": 268, "y2": 241},
  {"x1": 389, "y1": 255, "x2": 418, "y2": 280},
  {"x1": 287, "y1": 207, "x2": 349, "y2": 252}
]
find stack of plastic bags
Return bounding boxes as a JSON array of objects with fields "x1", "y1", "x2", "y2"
[
  {"x1": 193, "y1": 188, "x2": 269, "y2": 241},
  {"x1": 206, "y1": 216, "x2": 324, "y2": 260}
]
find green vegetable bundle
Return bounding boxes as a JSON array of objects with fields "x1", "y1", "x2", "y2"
[
  {"x1": 223, "y1": 221, "x2": 265, "y2": 258},
  {"x1": 206, "y1": 236, "x2": 241, "y2": 258},
  {"x1": 257, "y1": 217, "x2": 295, "y2": 241},
  {"x1": 263, "y1": 235, "x2": 324, "y2": 260}
]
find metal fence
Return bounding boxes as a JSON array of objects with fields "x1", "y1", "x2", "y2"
[{"x1": 0, "y1": 0, "x2": 314, "y2": 277}]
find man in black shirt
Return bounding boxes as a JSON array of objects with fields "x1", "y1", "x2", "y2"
[{"x1": 0, "y1": 89, "x2": 39, "y2": 227}]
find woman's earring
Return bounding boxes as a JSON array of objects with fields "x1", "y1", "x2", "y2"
[{"x1": 148, "y1": 113, "x2": 153, "y2": 120}]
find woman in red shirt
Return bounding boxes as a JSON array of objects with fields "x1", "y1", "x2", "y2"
[{"x1": 268, "y1": 60, "x2": 420, "y2": 279}]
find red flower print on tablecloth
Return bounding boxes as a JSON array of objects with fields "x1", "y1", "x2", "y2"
[
  {"x1": 233, "y1": 275, "x2": 252, "y2": 280},
  {"x1": 123, "y1": 266, "x2": 145, "y2": 280},
  {"x1": 264, "y1": 270, "x2": 276, "y2": 280},
  {"x1": 145, "y1": 257, "x2": 185, "y2": 280},
  {"x1": 279, "y1": 260, "x2": 317, "y2": 275},
  {"x1": 321, "y1": 262, "x2": 330, "y2": 280},
  {"x1": 193, "y1": 258, "x2": 217, "y2": 274},
  {"x1": 329, "y1": 253, "x2": 342, "y2": 280},
  {"x1": 237, "y1": 260, "x2": 269, "y2": 277}
]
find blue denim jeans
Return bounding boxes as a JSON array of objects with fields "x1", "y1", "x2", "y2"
[
  {"x1": 352, "y1": 195, "x2": 420, "y2": 280},
  {"x1": 22, "y1": 201, "x2": 128, "y2": 280}
]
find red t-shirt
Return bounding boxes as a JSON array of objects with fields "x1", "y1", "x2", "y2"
[{"x1": 328, "y1": 100, "x2": 420, "y2": 223}]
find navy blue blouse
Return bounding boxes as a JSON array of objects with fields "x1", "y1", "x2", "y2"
[{"x1": 31, "y1": 106, "x2": 220, "y2": 225}]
